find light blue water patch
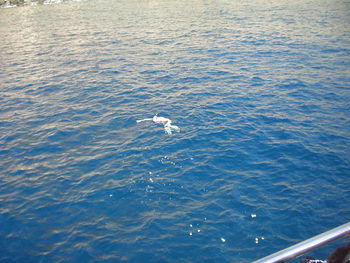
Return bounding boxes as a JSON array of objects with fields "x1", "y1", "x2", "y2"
[{"x1": 0, "y1": 0, "x2": 350, "y2": 262}]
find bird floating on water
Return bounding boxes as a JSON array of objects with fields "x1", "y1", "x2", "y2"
[{"x1": 136, "y1": 115, "x2": 180, "y2": 135}]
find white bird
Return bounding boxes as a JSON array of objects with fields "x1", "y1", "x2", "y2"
[{"x1": 136, "y1": 115, "x2": 180, "y2": 134}]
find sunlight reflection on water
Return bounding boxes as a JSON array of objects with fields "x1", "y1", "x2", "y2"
[{"x1": 0, "y1": 0, "x2": 350, "y2": 262}]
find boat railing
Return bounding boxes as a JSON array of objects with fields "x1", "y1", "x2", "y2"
[{"x1": 252, "y1": 222, "x2": 350, "y2": 263}]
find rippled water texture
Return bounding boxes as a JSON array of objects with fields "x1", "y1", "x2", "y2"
[{"x1": 1, "y1": 0, "x2": 350, "y2": 262}]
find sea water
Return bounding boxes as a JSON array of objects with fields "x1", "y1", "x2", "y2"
[{"x1": 0, "y1": 0, "x2": 349, "y2": 262}]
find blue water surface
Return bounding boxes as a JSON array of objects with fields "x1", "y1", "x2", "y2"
[{"x1": 1, "y1": 0, "x2": 350, "y2": 262}]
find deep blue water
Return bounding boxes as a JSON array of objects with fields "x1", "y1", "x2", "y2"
[{"x1": 1, "y1": 0, "x2": 350, "y2": 262}]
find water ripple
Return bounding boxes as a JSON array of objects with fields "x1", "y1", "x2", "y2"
[{"x1": 1, "y1": 0, "x2": 350, "y2": 262}]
